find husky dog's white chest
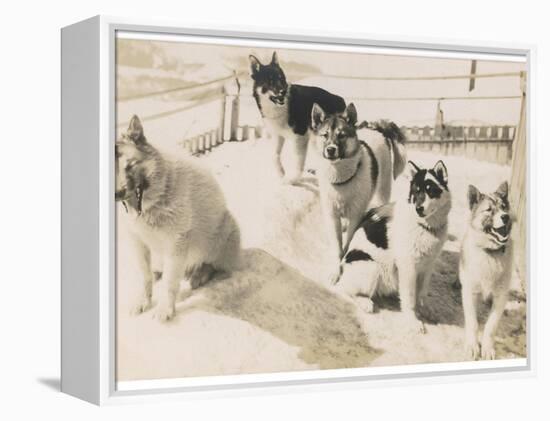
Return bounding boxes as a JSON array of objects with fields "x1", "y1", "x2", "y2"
[
  {"x1": 389, "y1": 209, "x2": 446, "y2": 268},
  {"x1": 461, "y1": 236, "x2": 513, "y2": 299},
  {"x1": 319, "y1": 149, "x2": 374, "y2": 220}
]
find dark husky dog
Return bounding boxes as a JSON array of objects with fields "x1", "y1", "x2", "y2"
[{"x1": 249, "y1": 51, "x2": 346, "y2": 182}]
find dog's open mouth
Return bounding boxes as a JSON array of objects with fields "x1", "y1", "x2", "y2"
[
  {"x1": 488, "y1": 225, "x2": 510, "y2": 244},
  {"x1": 269, "y1": 95, "x2": 285, "y2": 105},
  {"x1": 115, "y1": 185, "x2": 145, "y2": 215}
]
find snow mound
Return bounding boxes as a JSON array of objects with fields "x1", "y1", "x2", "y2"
[{"x1": 117, "y1": 138, "x2": 525, "y2": 382}]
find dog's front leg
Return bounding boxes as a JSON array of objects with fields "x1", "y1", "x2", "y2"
[
  {"x1": 461, "y1": 277, "x2": 480, "y2": 359},
  {"x1": 323, "y1": 201, "x2": 343, "y2": 285},
  {"x1": 481, "y1": 288, "x2": 507, "y2": 360},
  {"x1": 285, "y1": 134, "x2": 308, "y2": 184},
  {"x1": 343, "y1": 213, "x2": 362, "y2": 257},
  {"x1": 153, "y1": 255, "x2": 185, "y2": 322},
  {"x1": 417, "y1": 264, "x2": 435, "y2": 308},
  {"x1": 129, "y1": 234, "x2": 153, "y2": 315},
  {"x1": 273, "y1": 135, "x2": 285, "y2": 179},
  {"x1": 396, "y1": 259, "x2": 426, "y2": 333}
]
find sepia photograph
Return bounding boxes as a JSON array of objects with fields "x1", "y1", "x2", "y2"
[{"x1": 114, "y1": 32, "x2": 527, "y2": 384}]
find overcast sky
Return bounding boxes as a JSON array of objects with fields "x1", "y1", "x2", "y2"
[{"x1": 117, "y1": 37, "x2": 526, "y2": 126}]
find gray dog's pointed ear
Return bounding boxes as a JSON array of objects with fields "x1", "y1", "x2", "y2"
[
  {"x1": 311, "y1": 103, "x2": 326, "y2": 131},
  {"x1": 271, "y1": 51, "x2": 279, "y2": 65},
  {"x1": 468, "y1": 184, "x2": 482, "y2": 210},
  {"x1": 249, "y1": 55, "x2": 261, "y2": 76},
  {"x1": 495, "y1": 181, "x2": 509, "y2": 200},
  {"x1": 343, "y1": 103, "x2": 357, "y2": 126},
  {"x1": 433, "y1": 160, "x2": 448, "y2": 186},
  {"x1": 127, "y1": 115, "x2": 145, "y2": 144}
]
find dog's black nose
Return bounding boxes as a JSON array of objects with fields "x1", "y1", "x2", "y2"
[
  {"x1": 416, "y1": 205, "x2": 424, "y2": 216},
  {"x1": 501, "y1": 214, "x2": 510, "y2": 224},
  {"x1": 325, "y1": 145, "x2": 337, "y2": 158}
]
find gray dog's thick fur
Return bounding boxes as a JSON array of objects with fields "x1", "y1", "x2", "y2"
[{"x1": 116, "y1": 115, "x2": 241, "y2": 321}]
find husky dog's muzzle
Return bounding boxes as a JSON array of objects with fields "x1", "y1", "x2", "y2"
[
  {"x1": 323, "y1": 144, "x2": 340, "y2": 160},
  {"x1": 115, "y1": 185, "x2": 145, "y2": 215},
  {"x1": 269, "y1": 88, "x2": 287, "y2": 105},
  {"x1": 415, "y1": 205, "x2": 426, "y2": 217},
  {"x1": 486, "y1": 214, "x2": 511, "y2": 245}
]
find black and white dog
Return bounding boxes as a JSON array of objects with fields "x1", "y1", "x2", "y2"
[
  {"x1": 335, "y1": 161, "x2": 451, "y2": 333},
  {"x1": 249, "y1": 51, "x2": 346, "y2": 183}
]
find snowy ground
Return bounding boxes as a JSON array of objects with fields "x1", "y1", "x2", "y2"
[{"x1": 116, "y1": 136, "x2": 526, "y2": 382}]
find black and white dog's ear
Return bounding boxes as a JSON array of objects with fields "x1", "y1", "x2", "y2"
[
  {"x1": 433, "y1": 160, "x2": 448, "y2": 186},
  {"x1": 467, "y1": 184, "x2": 482, "y2": 210},
  {"x1": 495, "y1": 181, "x2": 509, "y2": 200},
  {"x1": 127, "y1": 115, "x2": 145, "y2": 144},
  {"x1": 343, "y1": 102, "x2": 357, "y2": 126},
  {"x1": 249, "y1": 55, "x2": 261, "y2": 76},
  {"x1": 406, "y1": 160, "x2": 420, "y2": 180},
  {"x1": 271, "y1": 51, "x2": 279, "y2": 65},
  {"x1": 311, "y1": 103, "x2": 326, "y2": 131}
]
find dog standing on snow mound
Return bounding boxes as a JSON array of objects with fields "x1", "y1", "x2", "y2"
[
  {"x1": 310, "y1": 102, "x2": 407, "y2": 286},
  {"x1": 335, "y1": 160, "x2": 451, "y2": 333},
  {"x1": 460, "y1": 181, "x2": 514, "y2": 360},
  {"x1": 115, "y1": 115, "x2": 241, "y2": 322},
  {"x1": 249, "y1": 51, "x2": 346, "y2": 184}
]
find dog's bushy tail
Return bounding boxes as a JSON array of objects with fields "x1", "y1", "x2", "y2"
[
  {"x1": 369, "y1": 120, "x2": 406, "y2": 144},
  {"x1": 370, "y1": 120, "x2": 407, "y2": 179},
  {"x1": 357, "y1": 119, "x2": 407, "y2": 179}
]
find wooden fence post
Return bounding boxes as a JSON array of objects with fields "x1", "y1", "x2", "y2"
[
  {"x1": 229, "y1": 72, "x2": 241, "y2": 141},
  {"x1": 510, "y1": 71, "x2": 527, "y2": 293},
  {"x1": 220, "y1": 86, "x2": 227, "y2": 142}
]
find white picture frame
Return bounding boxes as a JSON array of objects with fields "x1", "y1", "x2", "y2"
[{"x1": 61, "y1": 15, "x2": 535, "y2": 405}]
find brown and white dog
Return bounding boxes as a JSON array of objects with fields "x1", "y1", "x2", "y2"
[
  {"x1": 460, "y1": 181, "x2": 514, "y2": 359},
  {"x1": 310, "y1": 102, "x2": 407, "y2": 285}
]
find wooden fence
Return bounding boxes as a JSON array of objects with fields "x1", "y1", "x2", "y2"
[
  {"x1": 178, "y1": 90, "x2": 516, "y2": 165},
  {"x1": 182, "y1": 106, "x2": 516, "y2": 166},
  {"x1": 403, "y1": 125, "x2": 515, "y2": 165}
]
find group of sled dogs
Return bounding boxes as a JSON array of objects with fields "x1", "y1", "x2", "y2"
[{"x1": 115, "y1": 51, "x2": 515, "y2": 361}]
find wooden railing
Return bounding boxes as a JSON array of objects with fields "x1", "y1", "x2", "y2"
[
  {"x1": 117, "y1": 71, "x2": 522, "y2": 165},
  {"x1": 402, "y1": 125, "x2": 516, "y2": 165}
]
